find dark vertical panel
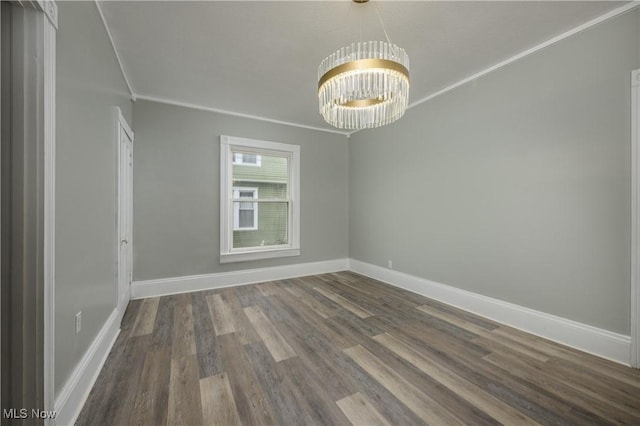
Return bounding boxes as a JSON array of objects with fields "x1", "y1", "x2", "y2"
[
  {"x1": 0, "y1": 1, "x2": 11, "y2": 421},
  {"x1": 2, "y1": 5, "x2": 46, "y2": 424}
]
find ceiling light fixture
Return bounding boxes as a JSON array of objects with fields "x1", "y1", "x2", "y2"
[{"x1": 317, "y1": 0, "x2": 410, "y2": 130}]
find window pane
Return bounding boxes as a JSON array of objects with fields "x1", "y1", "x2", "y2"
[
  {"x1": 243, "y1": 153, "x2": 258, "y2": 164},
  {"x1": 232, "y1": 153, "x2": 288, "y2": 197},
  {"x1": 233, "y1": 201, "x2": 288, "y2": 248},
  {"x1": 222, "y1": 137, "x2": 299, "y2": 262},
  {"x1": 238, "y1": 210, "x2": 254, "y2": 228}
]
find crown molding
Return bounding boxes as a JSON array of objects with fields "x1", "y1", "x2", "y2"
[
  {"x1": 347, "y1": 1, "x2": 640, "y2": 138},
  {"x1": 36, "y1": 0, "x2": 58, "y2": 28},
  {"x1": 135, "y1": 94, "x2": 350, "y2": 137},
  {"x1": 94, "y1": 0, "x2": 135, "y2": 100},
  {"x1": 93, "y1": 1, "x2": 638, "y2": 139}
]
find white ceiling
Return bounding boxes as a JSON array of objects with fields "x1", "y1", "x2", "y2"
[{"x1": 98, "y1": 1, "x2": 629, "y2": 133}]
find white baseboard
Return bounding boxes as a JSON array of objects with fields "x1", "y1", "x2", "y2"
[
  {"x1": 54, "y1": 307, "x2": 123, "y2": 426},
  {"x1": 127, "y1": 256, "x2": 631, "y2": 365},
  {"x1": 131, "y1": 258, "x2": 349, "y2": 299},
  {"x1": 349, "y1": 259, "x2": 632, "y2": 365}
]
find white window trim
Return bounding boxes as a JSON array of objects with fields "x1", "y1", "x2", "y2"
[
  {"x1": 233, "y1": 152, "x2": 262, "y2": 166},
  {"x1": 233, "y1": 187, "x2": 258, "y2": 231},
  {"x1": 220, "y1": 135, "x2": 300, "y2": 263}
]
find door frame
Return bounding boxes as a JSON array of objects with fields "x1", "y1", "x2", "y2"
[
  {"x1": 2, "y1": 0, "x2": 57, "y2": 421},
  {"x1": 632, "y1": 68, "x2": 640, "y2": 368},
  {"x1": 116, "y1": 107, "x2": 134, "y2": 315}
]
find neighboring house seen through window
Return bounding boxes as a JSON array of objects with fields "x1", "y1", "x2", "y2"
[
  {"x1": 220, "y1": 135, "x2": 300, "y2": 263},
  {"x1": 233, "y1": 152, "x2": 261, "y2": 166},
  {"x1": 233, "y1": 187, "x2": 258, "y2": 230}
]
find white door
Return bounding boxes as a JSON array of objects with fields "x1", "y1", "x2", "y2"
[{"x1": 117, "y1": 109, "x2": 134, "y2": 313}]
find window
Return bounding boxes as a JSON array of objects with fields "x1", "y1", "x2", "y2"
[
  {"x1": 220, "y1": 135, "x2": 300, "y2": 263},
  {"x1": 233, "y1": 187, "x2": 258, "y2": 230},
  {"x1": 233, "y1": 152, "x2": 261, "y2": 166}
]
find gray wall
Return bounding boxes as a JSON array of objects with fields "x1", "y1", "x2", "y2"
[
  {"x1": 132, "y1": 100, "x2": 348, "y2": 281},
  {"x1": 56, "y1": 1, "x2": 133, "y2": 393},
  {"x1": 349, "y1": 10, "x2": 639, "y2": 335}
]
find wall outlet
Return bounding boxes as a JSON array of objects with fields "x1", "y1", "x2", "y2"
[
  {"x1": 387, "y1": 260, "x2": 393, "y2": 269},
  {"x1": 75, "y1": 311, "x2": 82, "y2": 334}
]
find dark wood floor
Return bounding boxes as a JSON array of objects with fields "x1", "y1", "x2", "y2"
[{"x1": 77, "y1": 272, "x2": 640, "y2": 425}]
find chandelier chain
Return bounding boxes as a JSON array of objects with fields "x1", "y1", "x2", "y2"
[{"x1": 374, "y1": 2, "x2": 392, "y2": 45}]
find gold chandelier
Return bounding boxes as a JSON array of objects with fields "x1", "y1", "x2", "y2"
[{"x1": 317, "y1": 0, "x2": 410, "y2": 130}]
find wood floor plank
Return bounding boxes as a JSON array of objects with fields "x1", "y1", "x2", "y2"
[
  {"x1": 545, "y1": 356, "x2": 640, "y2": 398},
  {"x1": 325, "y1": 275, "x2": 421, "y2": 313},
  {"x1": 349, "y1": 274, "x2": 435, "y2": 306},
  {"x1": 101, "y1": 336, "x2": 151, "y2": 426},
  {"x1": 416, "y1": 304, "x2": 490, "y2": 334},
  {"x1": 483, "y1": 351, "x2": 640, "y2": 424},
  {"x1": 474, "y1": 336, "x2": 552, "y2": 363},
  {"x1": 345, "y1": 344, "x2": 465, "y2": 426},
  {"x1": 276, "y1": 357, "x2": 348, "y2": 425},
  {"x1": 120, "y1": 299, "x2": 143, "y2": 335},
  {"x1": 336, "y1": 392, "x2": 392, "y2": 426},
  {"x1": 224, "y1": 289, "x2": 262, "y2": 345},
  {"x1": 245, "y1": 340, "x2": 351, "y2": 425},
  {"x1": 199, "y1": 373, "x2": 242, "y2": 426},
  {"x1": 130, "y1": 298, "x2": 160, "y2": 336},
  {"x1": 278, "y1": 355, "x2": 352, "y2": 425},
  {"x1": 285, "y1": 283, "x2": 337, "y2": 319},
  {"x1": 151, "y1": 296, "x2": 174, "y2": 349},
  {"x1": 493, "y1": 326, "x2": 640, "y2": 388},
  {"x1": 79, "y1": 271, "x2": 640, "y2": 426},
  {"x1": 274, "y1": 319, "x2": 358, "y2": 401},
  {"x1": 243, "y1": 341, "x2": 317, "y2": 425},
  {"x1": 357, "y1": 340, "x2": 499, "y2": 426},
  {"x1": 167, "y1": 355, "x2": 203, "y2": 426},
  {"x1": 235, "y1": 284, "x2": 265, "y2": 308},
  {"x1": 207, "y1": 293, "x2": 236, "y2": 336},
  {"x1": 257, "y1": 281, "x2": 282, "y2": 297},
  {"x1": 76, "y1": 334, "x2": 146, "y2": 425},
  {"x1": 217, "y1": 333, "x2": 277, "y2": 426},
  {"x1": 319, "y1": 312, "x2": 385, "y2": 349},
  {"x1": 387, "y1": 319, "x2": 491, "y2": 360},
  {"x1": 243, "y1": 305, "x2": 297, "y2": 362},
  {"x1": 191, "y1": 292, "x2": 224, "y2": 378},
  {"x1": 130, "y1": 347, "x2": 171, "y2": 426},
  {"x1": 314, "y1": 286, "x2": 373, "y2": 318},
  {"x1": 417, "y1": 298, "x2": 499, "y2": 330},
  {"x1": 402, "y1": 307, "x2": 481, "y2": 341},
  {"x1": 385, "y1": 324, "x2": 596, "y2": 425},
  {"x1": 269, "y1": 295, "x2": 419, "y2": 424},
  {"x1": 269, "y1": 289, "x2": 359, "y2": 348},
  {"x1": 373, "y1": 332, "x2": 540, "y2": 426},
  {"x1": 171, "y1": 294, "x2": 197, "y2": 359},
  {"x1": 417, "y1": 304, "x2": 550, "y2": 362},
  {"x1": 320, "y1": 279, "x2": 384, "y2": 309}
]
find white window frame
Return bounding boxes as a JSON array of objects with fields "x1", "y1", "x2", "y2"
[
  {"x1": 233, "y1": 187, "x2": 258, "y2": 230},
  {"x1": 233, "y1": 152, "x2": 262, "y2": 166},
  {"x1": 220, "y1": 135, "x2": 300, "y2": 263}
]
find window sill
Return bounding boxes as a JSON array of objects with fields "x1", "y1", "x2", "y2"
[{"x1": 220, "y1": 247, "x2": 300, "y2": 263}]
